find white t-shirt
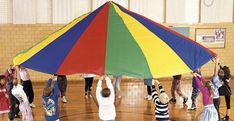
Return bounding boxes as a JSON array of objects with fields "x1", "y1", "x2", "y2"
[
  {"x1": 96, "y1": 77, "x2": 116, "y2": 120},
  {"x1": 12, "y1": 84, "x2": 29, "y2": 103},
  {"x1": 82, "y1": 74, "x2": 96, "y2": 78},
  {"x1": 19, "y1": 69, "x2": 30, "y2": 81}
]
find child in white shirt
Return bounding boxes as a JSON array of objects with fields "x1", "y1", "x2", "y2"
[
  {"x1": 96, "y1": 76, "x2": 116, "y2": 121},
  {"x1": 12, "y1": 66, "x2": 33, "y2": 121}
]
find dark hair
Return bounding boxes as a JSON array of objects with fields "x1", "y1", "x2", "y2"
[
  {"x1": 101, "y1": 88, "x2": 111, "y2": 97},
  {"x1": 222, "y1": 66, "x2": 231, "y2": 79},
  {"x1": 218, "y1": 69, "x2": 225, "y2": 79},
  {"x1": 0, "y1": 75, "x2": 5, "y2": 87}
]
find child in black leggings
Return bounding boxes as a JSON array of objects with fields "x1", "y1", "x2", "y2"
[
  {"x1": 82, "y1": 74, "x2": 96, "y2": 98},
  {"x1": 220, "y1": 66, "x2": 231, "y2": 121}
]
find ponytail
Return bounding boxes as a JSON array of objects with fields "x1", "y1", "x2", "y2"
[{"x1": 205, "y1": 81, "x2": 213, "y2": 99}]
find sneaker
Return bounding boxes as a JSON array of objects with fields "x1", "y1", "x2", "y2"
[
  {"x1": 222, "y1": 116, "x2": 229, "y2": 121},
  {"x1": 14, "y1": 114, "x2": 20, "y2": 118},
  {"x1": 187, "y1": 103, "x2": 196, "y2": 112},
  {"x1": 85, "y1": 95, "x2": 89, "y2": 98},
  {"x1": 183, "y1": 97, "x2": 188, "y2": 104},
  {"x1": 89, "y1": 94, "x2": 92, "y2": 98},
  {"x1": 62, "y1": 96, "x2": 67, "y2": 103},
  {"x1": 169, "y1": 98, "x2": 176, "y2": 104},
  {"x1": 145, "y1": 95, "x2": 149, "y2": 99},
  {"x1": 30, "y1": 103, "x2": 36, "y2": 108},
  {"x1": 145, "y1": 95, "x2": 151, "y2": 100},
  {"x1": 147, "y1": 96, "x2": 152, "y2": 100},
  {"x1": 191, "y1": 103, "x2": 196, "y2": 109}
]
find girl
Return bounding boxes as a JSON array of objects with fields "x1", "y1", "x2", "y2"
[
  {"x1": 82, "y1": 74, "x2": 96, "y2": 98},
  {"x1": 0, "y1": 75, "x2": 10, "y2": 121},
  {"x1": 193, "y1": 73, "x2": 218, "y2": 121},
  {"x1": 220, "y1": 65, "x2": 232, "y2": 121}
]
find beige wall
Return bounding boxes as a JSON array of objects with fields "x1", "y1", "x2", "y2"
[{"x1": 0, "y1": 23, "x2": 233, "y2": 81}]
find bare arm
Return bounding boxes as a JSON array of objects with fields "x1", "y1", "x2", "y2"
[
  {"x1": 214, "y1": 58, "x2": 219, "y2": 76},
  {"x1": 14, "y1": 66, "x2": 21, "y2": 84}
]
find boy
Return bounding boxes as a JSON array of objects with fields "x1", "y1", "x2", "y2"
[
  {"x1": 42, "y1": 75, "x2": 59, "y2": 121},
  {"x1": 96, "y1": 76, "x2": 116, "y2": 121},
  {"x1": 151, "y1": 79, "x2": 169, "y2": 120}
]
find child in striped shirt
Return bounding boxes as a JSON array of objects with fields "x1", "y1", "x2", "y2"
[{"x1": 151, "y1": 79, "x2": 169, "y2": 121}]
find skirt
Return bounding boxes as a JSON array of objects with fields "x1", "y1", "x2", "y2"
[{"x1": 201, "y1": 104, "x2": 218, "y2": 121}]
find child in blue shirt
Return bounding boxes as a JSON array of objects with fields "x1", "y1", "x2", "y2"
[{"x1": 42, "y1": 75, "x2": 59, "y2": 121}]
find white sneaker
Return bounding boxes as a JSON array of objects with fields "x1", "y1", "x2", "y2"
[
  {"x1": 145, "y1": 95, "x2": 151, "y2": 100},
  {"x1": 30, "y1": 103, "x2": 36, "y2": 108},
  {"x1": 147, "y1": 95, "x2": 152, "y2": 100},
  {"x1": 145, "y1": 95, "x2": 149, "y2": 99},
  {"x1": 62, "y1": 96, "x2": 67, "y2": 103},
  {"x1": 89, "y1": 94, "x2": 92, "y2": 98}
]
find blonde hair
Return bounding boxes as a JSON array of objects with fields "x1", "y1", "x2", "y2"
[
  {"x1": 159, "y1": 93, "x2": 169, "y2": 104},
  {"x1": 205, "y1": 81, "x2": 213, "y2": 99}
]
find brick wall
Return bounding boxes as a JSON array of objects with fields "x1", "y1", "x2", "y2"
[{"x1": 0, "y1": 23, "x2": 233, "y2": 81}]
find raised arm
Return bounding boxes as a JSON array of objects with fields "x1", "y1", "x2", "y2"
[
  {"x1": 14, "y1": 66, "x2": 21, "y2": 84},
  {"x1": 96, "y1": 76, "x2": 103, "y2": 102},
  {"x1": 213, "y1": 58, "x2": 219, "y2": 76},
  {"x1": 105, "y1": 76, "x2": 114, "y2": 102},
  {"x1": 53, "y1": 77, "x2": 59, "y2": 95},
  {"x1": 151, "y1": 79, "x2": 159, "y2": 104},
  {"x1": 193, "y1": 73, "x2": 206, "y2": 92}
]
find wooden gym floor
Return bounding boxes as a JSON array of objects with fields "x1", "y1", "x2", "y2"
[{"x1": 2, "y1": 78, "x2": 234, "y2": 121}]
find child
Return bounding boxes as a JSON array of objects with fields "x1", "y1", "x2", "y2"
[
  {"x1": 42, "y1": 75, "x2": 59, "y2": 121},
  {"x1": 57, "y1": 75, "x2": 68, "y2": 103},
  {"x1": 96, "y1": 76, "x2": 116, "y2": 121},
  {"x1": 113, "y1": 75, "x2": 122, "y2": 98},
  {"x1": 212, "y1": 58, "x2": 224, "y2": 120},
  {"x1": 220, "y1": 65, "x2": 232, "y2": 121},
  {"x1": 19, "y1": 66, "x2": 36, "y2": 108},
  {"x1": 4, "y1": 66, "x2": 20, "y2": 120},
  {"x1": 188, "y1": 69, "x2": 201, "y2": 111},
  {"x1": 82, "y1": 74, "x2": 96, "y2": 98},
  {"x1": 169, "y1": 75, "x2": 188, "y2": 104},
  {"x1": 151, "y1": 79, "x2": 169, "y2": 120},
  {"x1": 144, "y1": 79, "x2": 152, "y2": 100},
  {"x1": 12, "y1": 66, "x2": 33, "y2": 121},
  {"x1": 0, "y1": 75, "x2": 10, "y2": 121},
  {"x1": 193, "y1": 73, "x2": 218, "y2": 121}
]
